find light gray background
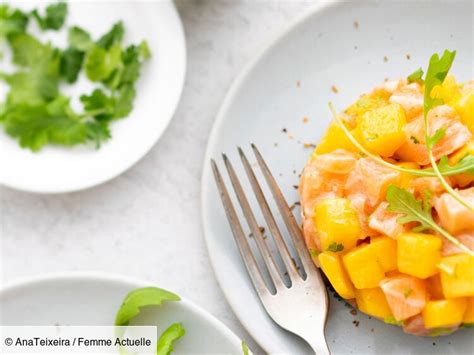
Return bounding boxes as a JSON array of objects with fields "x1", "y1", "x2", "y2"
[{"x1": 0, "y1": 1, "x2": 314, "y2": 353}]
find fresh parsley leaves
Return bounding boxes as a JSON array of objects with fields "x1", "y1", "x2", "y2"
[{"x1": 0, "y1": 3, "x2": 151, "y2": 151}]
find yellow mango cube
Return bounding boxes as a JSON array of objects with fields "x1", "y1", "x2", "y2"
[
  {"x1": 345, "y1": 94, "x2": 388, "y2": 119},
  {"x1": 451, "y1": 88, "x2": 474, "y2": 134},
  {"x1": 463, "y1": 298, "x2": 474, "y2": 324},
  {"x1": 397, "y1": 233, "x2": 442, "y2": 279},
  {"x1": 438, "y1": 254, "x2": 474, "y2": 298},
  {"x1": 427, "y1": 274, "x2": 445, "y2": 300},
  {"x1": 314, "y1": 198, "x2": 360, "y2": 252},
  {"x1": 343, "y1": 243, "x2": 385, "y2": 289},
  {"x1": 431, "y1": 75, "x2": 460, "y2": 103},
  {"x1": 449, "y1": 140, "x2": 474, "y2": 187},
  {"x1": 422, "y1": 298, "x2": 467, "y2": 329},
  {"x1": 314, "y1": 122, "x2": 358, "y2": 155},
  {"x1": 318, "y1": 252, "x2": 355, "y2": 299},
  {"x1": 356, "y1": 287, "x2": 392, "y2": 319},
  {"x1": 357, "y1": 103, "x2": 407, "y2": 157},
  {"x1": 397, "y1": 162, "x2": 419, "y2": 189},
  {"x1": 370, "y1": 236, "x2": 397, "y2": 272}
]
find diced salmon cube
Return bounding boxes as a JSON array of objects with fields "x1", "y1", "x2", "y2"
[
  {"x1": 389, "y1": 82, "x2": 424, "y2": 120},
  {"x1": 345, "y1": 158, "x2": 400, "y2": 207},
  {"x1": 368, "y1": 202, "x2": 405, "y2": 238},
  {"x1": 434, "y1": 188, "x2": 474, "y2": 235},
  {"x1": 380, "y1": 274, "x2": 427, "y2": 321},
  {"x1": 312, "y1": 149, "x2": 358, "y2": 175}
]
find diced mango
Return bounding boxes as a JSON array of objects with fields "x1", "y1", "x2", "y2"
[
  {"x1": 345, "y1": 94, "x2": 388, "y2": 119},
  {"x1": 356, "y1": 103, "x2": 407, "y2": 157},
  {"x1": 318, "y1": 252, "x2": 355, "y2": 299},
  {"x1": 343, "y1": 243, "x2": 385, "y2": 289},
  {"x1": 397, "y1": 233, "x2": 442, "y2": 279},
  {"x1": 356, "y1": 287, "x2": 392, "y2": 319},
  {"x1": 314, "y1": 198, "x2": 360, "y2": 252},
  {"x1": 422, "y1": 298, "x2": 467, "y2": 329},
  {"x1": 449, "y1": 141, "x2": 474, "y2": 187},
  {"x1": 314, "y1": 122, "x2": 358, "y2": 155},
  {"x1": 463, "y1": 298, "x2": 474, "y2": 324},
  {"x1": 431, "y1": 75, "x2": 460, "y2": 104},
  {"x1": 370, "y1": 236, "x2": 397, "y2": 272},
  {"x1": 451, "y1": 89, "x2": 474, "y2": 134},
  {"x1": 438, "y1": 254, "x2": 474, "y2": 298}
]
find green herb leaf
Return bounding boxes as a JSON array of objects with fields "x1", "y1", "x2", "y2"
[
  {"x1": 383, "y1": 316, "x2": 403, "y2": 326},
  {"x1": 97, "y1": 21, "x2": 124, "y2": 49},
  {"x1": 60, "y1": 47, "x2": 84, "y2": 83},
  {"x1": 156, "y1": 323, "x2": 186, "y2": 355},
  {"x1": 426, "y1": 127, "x2": 446, "y2": 150},
  {"x1": 80, "y1": 89, "x2": 115, "y2": 120},
  {"x1": 115, "y1": 287, "x2": 180, "y2": 326},
  {"x1": 114, "y1": 84, "x2": 136, "y2": 119},
  {"x1": 0, "y1": 5, "x2": 29, "y2": 38},
  {"x1": 407, "y1": 67, "x2": 424, "y2": 83},
  {"x1": 423, "y1": 155, "x2": 474, "y2": 176},
  {"x1": 68, "y1": 26, "x2": 93, "y2": 51},
  {"x1": 1, "y1": 96, "x2": 87, "y2": 151},
  {"x1": 423, "y1": 50, "x2": 456, "y2": 117},
  {"x1": 84, "y1": 44, "x2": 122, "y2": 82},
  {"x1": 386, "y1": 185, "x2": 434, "y2": 233},
  {"x1": 326, "y1": 242, "x2": 344, "y2": 253},
  {"x1": 242, "y1": 340, "x2": 250, "y2": 355},
  {"x1": 32, "y1": 2, "x2": 68, "y2": 31}
]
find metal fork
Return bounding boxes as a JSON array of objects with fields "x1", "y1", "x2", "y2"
[{"x1": 211, "y1": 144, "x2": 330, "y2": 355}]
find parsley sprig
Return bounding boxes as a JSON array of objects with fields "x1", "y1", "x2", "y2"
[{"x1": 386, "y1": 185, "x2": 473, "y2": 255}]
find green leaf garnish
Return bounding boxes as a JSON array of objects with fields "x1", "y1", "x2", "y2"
[
  {"x1": 426, "y1": 127, "x2": 446, "y2": 150},
  {"x1": 326, "y1": 242, "x2": 344, "y2": 253},
  {"x1": 242, "y1": 340, "x2": 250, "y2": 355},
  {"x1": 156, "y1": 323, "x2": 186, "y2": 355},
  {"x1": 32, "y1": 2, "x2": 67, "y2": 31},
  {"x1": 68, "y1": 26, "x2": 93, "y2": 52},
  {"x1": 60, "y1": 47, "x2": 84, "y2": 83},
  {"x1": 383, "y1": 316, "x2": 403, "y2": 326},
  {"x1": 407, "y1": 67, "x2": 424, "y2": 83},
  {"x1": 97, "y1": 21, "x2": 124, "y2": 49},
  {"x1": 115, "y1": 287, "x2": 180, "y2": 326},
  {"x1": 424, "y1": 155, "x2": 474, "y2": 176},
  {"x1": 386, "y1": 185, "x2": 473, "y2": 255},
  {"x1": 0, "y1": 5, "x2": 29, "y2": 38}
]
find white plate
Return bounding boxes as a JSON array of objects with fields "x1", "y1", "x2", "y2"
[
  {"x1": 0, "y1": 1, "x2": 186, "y2": 193},
  {"x1": 201, "y1": 1, "x2": 473, "y2": 354},
  {"x1": 0, "y1": 273, "x2": 243, "y2": 354}
]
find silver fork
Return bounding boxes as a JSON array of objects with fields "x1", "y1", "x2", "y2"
[{"x1": 211, "y1": 144, "x2": 330, "y2": 355}]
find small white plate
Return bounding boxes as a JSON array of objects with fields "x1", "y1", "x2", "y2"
[
  {"x1": 0, "y1": 273, "x2": 243, "y2": 353},
  {"x1": 201, "y1": 1, "x2": 473, "y2": 353},
  {"x1": 0, "y1": 1, "x2": 186, "y2": 193}
]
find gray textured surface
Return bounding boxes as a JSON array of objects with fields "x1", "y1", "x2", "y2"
[{"x1": 0, "y1": 1, "x2": 314, "y2": 353}]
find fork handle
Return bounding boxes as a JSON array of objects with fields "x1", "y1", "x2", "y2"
[{"x1": 305, "y1": 332, "x2": 331, "y2": 355}]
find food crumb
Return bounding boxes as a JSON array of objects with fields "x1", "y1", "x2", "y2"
[
  {"x1": 331, "y1": 85, "x2": 339, "y2": 94},
  {"x1": 354, "y1": 45, "x2": 358, "y2": 50},
  {"x1": 370, "y1": 328, "x2": 374, "y2": 333},
  {"x1": 303, "y1": 143, "x2": 316, "y2": 149},
  {"x1": 303, "y1": 116, "x2": 309, "y2": 123},
  {"x1": 281, "y1": 128, "x2": 287, "y2": 133},
  {"x1": 406, "y1": 53, "x2": 411, "y2": 60},
  {"x1": 353, "y1": 20, "x2": 359, "y2": 29},
  {"x1": 383, "y1": 56, "x2": 389, "y2": 62},
  {"x1": 432, "y1": 342, "x2": 436, "y2": 346},
  {"x1": 293, "y1": 185, "x2": 299, "y2": 189},
  {"x1": 292, "y1": 169, "x2": 296, "y2": 174},
  {"x1": 352, "y1": 320, "x2": 360, "y2": 327},
  {"x1": 288, "y1": 134, "x2": 294, "y2": 139},
  {"x1": 350, "y1": 309, "x2": 357, "y2": 316},
  {"x1": 274, "y1": 142, "x2": 278, "y2": 147},
  {"x1": 296, "y1": 80, "x2": 301, "y2": 87}
]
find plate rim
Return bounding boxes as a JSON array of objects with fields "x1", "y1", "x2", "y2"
[
  {"x1": 0, "y1": 0, "x2": 187, "y2": 194},
  {"x1": 200, "y1": 1, "x2": 343, "y2": 352},
  {"x1": 0, "y1": 271, "x2": 243, "y2": 351}
]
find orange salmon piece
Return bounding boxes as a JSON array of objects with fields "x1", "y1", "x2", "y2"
[
  {"x1": 380, "y1": 274, "x2": 427, "y2": 321},
  {"x1": 434, "y1": 188, "x2": 474, "y2": 235},
  {"x1": 345, "y1": 158, "x2": 401, "y2": 207},
  {"x1": 369, "y1": 202, "x2": 404, "y2": 238},
  {"x1": 441, "y1": 231, "x2": 474, "y2": 256},
  {"x1": 312, "y1": 149, "x2": 358, "y2": 175},
  {"x1": 403, "y1": 314, "x2": 430, "y2": 336},
  {"x1": 389, "y1": 82, "x2": 424, "y2": 121}
]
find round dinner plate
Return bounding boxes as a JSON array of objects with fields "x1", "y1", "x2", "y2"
[
  {"x1": 201, "y1": 1, "x2": 473, "y2": 354},
  {"x1": 0, "y1": 1, "x2": 186, "y2": 193},
  {"x1": 0, "y1": 273, "x2": 243, "y2": 353}
]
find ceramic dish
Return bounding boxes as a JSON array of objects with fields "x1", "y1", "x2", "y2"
[{"x1": 201, "y1": 1, "x2": 473, "y2": 353}]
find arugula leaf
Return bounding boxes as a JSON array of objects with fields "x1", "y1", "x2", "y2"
[
  {"x1": 0, "y1": 5, "x2": 29, "y2": 38},
  {"x1": 424, "y1": 155, "x2": 474, "y2": 176},
  {"x1": 1, "y1": 96, "x2": 87, "y2": 151},
  {"x1": 407, "y1": 67, "x2": 424, "y2": 83},
  {"x1": 386, "y1": 185, "x2": 434, "y2": 233},
  {"x1": 68, "y1": 26, "x2": 93, "y2": 51},
  {"x1": 115, "y1": 287, "x2": 180, "y2": 326},
  {"x1": 156, "y1": 323, "x2": 186, "y2": 355},
  {"x1": 326, "y1": 242, "x2": 344, "y2": 253},
  {"x1": 60, "y1": 47, "x2": 84, "y2": 83},
  {"x1": 85, "y1": 44, "x2": 122, "y2": 82},
  {"x1": 32, "y1": 2, "x2": 68, "y2": 31},
  {"x1": 242, "y1": 340, "x2": 250, "y2": 355},
  {"x1": 426, "y1": 127, "x2": 446, "y2": 150},
  {"x1": 423, "y1": 50, "x2": 456, "y2": 117},
  {"x1": 97, "y1": 21, "x2": 124, "y2": 49}
]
